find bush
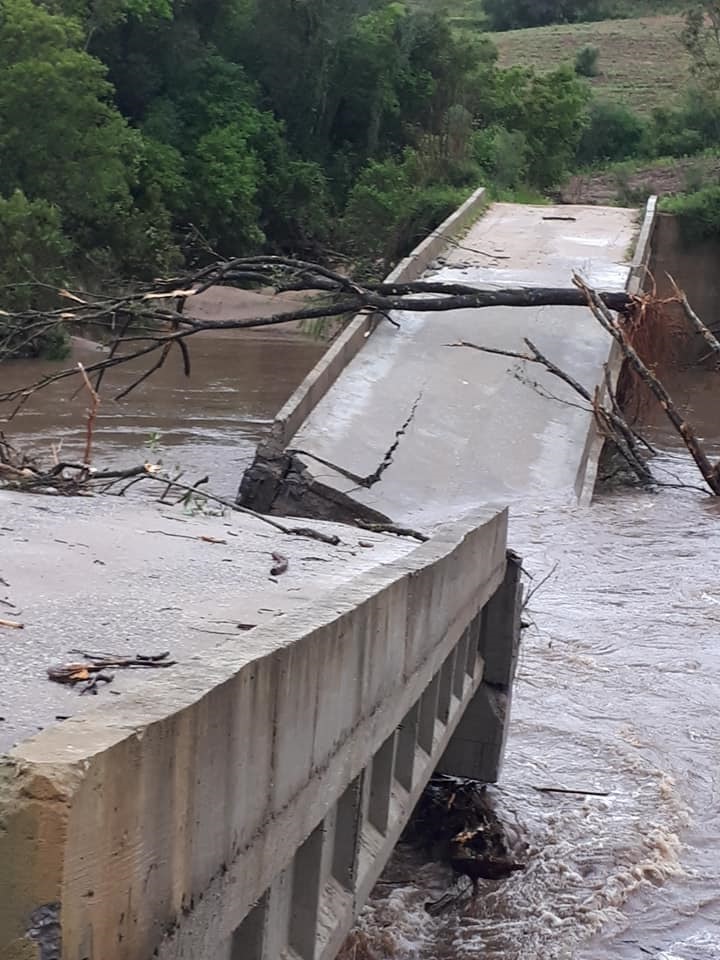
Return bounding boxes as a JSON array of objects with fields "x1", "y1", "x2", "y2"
[
  {"x1": 473, "y1": 126, "x2": 528, "y2": 188},
  {"x1": 342, "y1": 152, "x2": 466, "y2": 263},
  {"x1": 576, "y1": 100, "x2": 649, "y2": 165},
  {"x1": 483, "y1": 0, "x2": 608, "y2": 31},
  {"x1": 574, "y1": 45, "x2": 600, "y2": 78},
  {"x1": 662, "y1": 186, "x2": 720, "y2": 239},
  {"x1": 649, "y1": 89, "x2": 720, "y2": 158}
]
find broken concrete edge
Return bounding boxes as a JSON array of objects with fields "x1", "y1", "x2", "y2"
[
  {"x1": 263, "y1": 186, "x2": 488, "y2": 455},
  {"x1": 238, "y1": 448, "x2": 395, "y2": 524},
  {"x1": 0, "y1": 506, "x2": 508, "y2": 960},
  {"x1": 575, "y1": 195, "x2": 658, "y2": 506}
]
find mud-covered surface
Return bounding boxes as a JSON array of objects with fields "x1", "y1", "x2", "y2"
[{"x1": 0, "y1": 489, "x2": 414, "y2": 752}]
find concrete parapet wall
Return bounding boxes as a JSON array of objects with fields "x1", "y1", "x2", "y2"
[
  {"x1": 575, "y1": 196, "x2": 658, "y2": 503},
  {"x1": 1, "y1": 508, "x2": 508, "y2": 960},
  {"x1": 265, "y1": 187, "x2": 487, "y2": 452}
]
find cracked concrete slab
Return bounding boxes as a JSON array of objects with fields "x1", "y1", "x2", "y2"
[{"x1": 258, "y1": 202, "x2": 640, "y2": 529}]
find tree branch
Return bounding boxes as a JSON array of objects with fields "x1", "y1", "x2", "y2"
[
  {"x1": 575, "y1": 275, "x2": 720, "y2": 495},
  {"x1": 0, "y1": 255, "x2": 637, "y2": 410}
]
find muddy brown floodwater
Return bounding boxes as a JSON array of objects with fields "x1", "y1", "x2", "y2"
[
  {"x1": 1, "y1": 327, "x2": 325, "y2": 498},
  {"x1": 2, "y1": 314, "x2": 719, "y2": 958}
]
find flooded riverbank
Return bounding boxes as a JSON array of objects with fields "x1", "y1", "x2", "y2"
[
  {"x1": 1, "y1": 330, "x2": 325, "y2": 499},
  {"x1": 2, "y1": 316, "x2": 719, "y2": 958}
]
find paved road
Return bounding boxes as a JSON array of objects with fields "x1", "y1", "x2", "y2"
[{"x1": 289, "y1": 203, "x2": 638, "y2": 528}]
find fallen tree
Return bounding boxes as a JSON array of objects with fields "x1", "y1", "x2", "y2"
[
  {"x1": 1, "y1": 257, "x2": 719, "y2": 507},
  {"x1": 0, "y1": 256, "x2": 637, "y2": 411}
]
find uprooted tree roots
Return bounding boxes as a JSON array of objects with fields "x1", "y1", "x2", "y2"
[{"x1": 400, "y1": 775, "x2": 524, "y2": 914}]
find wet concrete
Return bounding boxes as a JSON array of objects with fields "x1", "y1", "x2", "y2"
[
  {"x1": 0, "y1": 489, "x2": 414, "y2": 751},
  {"x1": 280, "y1": 203, "x2": 639, "y2": 528}
]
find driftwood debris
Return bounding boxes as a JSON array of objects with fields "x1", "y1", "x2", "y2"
[
  {"x1": 449, "y1": 337, "x2": 654, "y2": 487},
  {"x1": 403, "y1": 774, "x2": 524, "y2": 908},
  {"x1": 48, "y1": 649, "x2": 175, "y2": 694},
  {"x1": 0, "y1": 255, "x2": 637, "y2": 410},
  {"x1": 270, "y1": 552, "x2": 289, "y2": 577},
  {"x1": 667, "y1": 273, "x2": 720, "y2": 360},
  {"x1": 576, "y1": 276, "x2": 720, "y2": 496},
  {"x1": 3, "y1": 256, "x2": 720, "y2": 512}
]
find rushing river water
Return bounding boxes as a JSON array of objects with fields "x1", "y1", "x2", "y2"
[
  {"x1": 2, "y1": 332, "x2": 719, "y2": 960},
  {"x1": 344, "y1": 449, "x2": 720, "y2": 960}
]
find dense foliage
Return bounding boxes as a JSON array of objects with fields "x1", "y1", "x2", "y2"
[
  {"x1": 5, "y1": 0, "x2": 718, "y2": 358},
  {"x1": 0, "y1": 0, "x2": 595, "y2": 344},
  {"x1": 482, "y1": 0, "x2": 608, "y2": 30},
  {"x1": 480, "y1": 0, "x2": 683, "y2": 29}
]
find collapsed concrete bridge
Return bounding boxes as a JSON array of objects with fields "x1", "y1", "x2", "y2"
[{"x1": 0, "y1": 189, "x2": 655, "y2": 960}]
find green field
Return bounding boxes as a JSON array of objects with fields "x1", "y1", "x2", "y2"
[{"x1": 494, "y1": 14, "x2": 690, "y2": 116}]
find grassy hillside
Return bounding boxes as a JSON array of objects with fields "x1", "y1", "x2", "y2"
[
  {"x1": 415, "y1": 0, "x2": 686, "y2": 30},
  {"x1": 495, "y1": 15, "x2": 690, "y2": 116}
]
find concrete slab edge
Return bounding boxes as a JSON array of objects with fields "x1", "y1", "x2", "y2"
[
  {"x1": 267, "y1": 186, "x2": 488, "y2": 451},
  {"x1": 0, "y1": 507, "x2": 507, "y2": 960},
  {"x1": 575, "y1": 196, "x2": 658, "y2": 505}
]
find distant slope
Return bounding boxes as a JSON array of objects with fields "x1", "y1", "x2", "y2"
[{"x1": 494, "y1": 15, "x2": 690, "y2": 115}]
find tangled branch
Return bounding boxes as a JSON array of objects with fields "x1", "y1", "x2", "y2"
[{"x1": 0, "y1": 256, "x2": 637, "y2": 412}]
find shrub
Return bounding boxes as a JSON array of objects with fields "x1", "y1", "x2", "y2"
[
  {"x1": 342, "y1": 152, "x2": 467, "y2": 263},
  {"x1": 662, "y1": 186, "x2": 720, "y2": 239},
  {"x1": 483, "y1": 0, "x2": 608, "y2": 31},
  {"x1": 473, "y1": 126, "x2": 528, "y2": 188},
  {"x1": 577, "y1": 101, "x2": 649, "y2": 166},
  {"x1": 0, "y1": 189, "x2": 72, "y2": 357},
  {"x1": 649, "y1": 89, "x2": 720, "y2": 158},
  {"x1": 574, "y1": 45, "x2": 600, "y2": 78}
]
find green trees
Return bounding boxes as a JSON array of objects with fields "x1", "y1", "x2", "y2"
[
  {"x1": 682, "y1": 2, "x2": 720, "y2": 90},
  {"x1": 0, "y1": 0, "x2": 598, "y2": 338},
  {"x1": 483, "y1": 0, "x2": 606, "y2": 31},
  {"x1": 0, "y1": 0, "x2": 175, "y2": 288}
]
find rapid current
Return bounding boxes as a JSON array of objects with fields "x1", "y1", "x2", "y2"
[{"x1": 3, "y1": 331, "x2": 719, "y2": 960}]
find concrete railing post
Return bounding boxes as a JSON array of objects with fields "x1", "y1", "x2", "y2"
[
  {"x1": 289, "y1": 821, "x2": 326, "y2": 960},
  {"x1": 437, "y1": 551, "x2": 522, "y2": 782}
]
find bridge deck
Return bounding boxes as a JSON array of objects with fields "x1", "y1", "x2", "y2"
[
  {"x1": 0, "y1": 490, "x2": 413, "y2": 751},
  {"x1": 289, "y1": 202, "x2": 638, "y2": 528}
]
